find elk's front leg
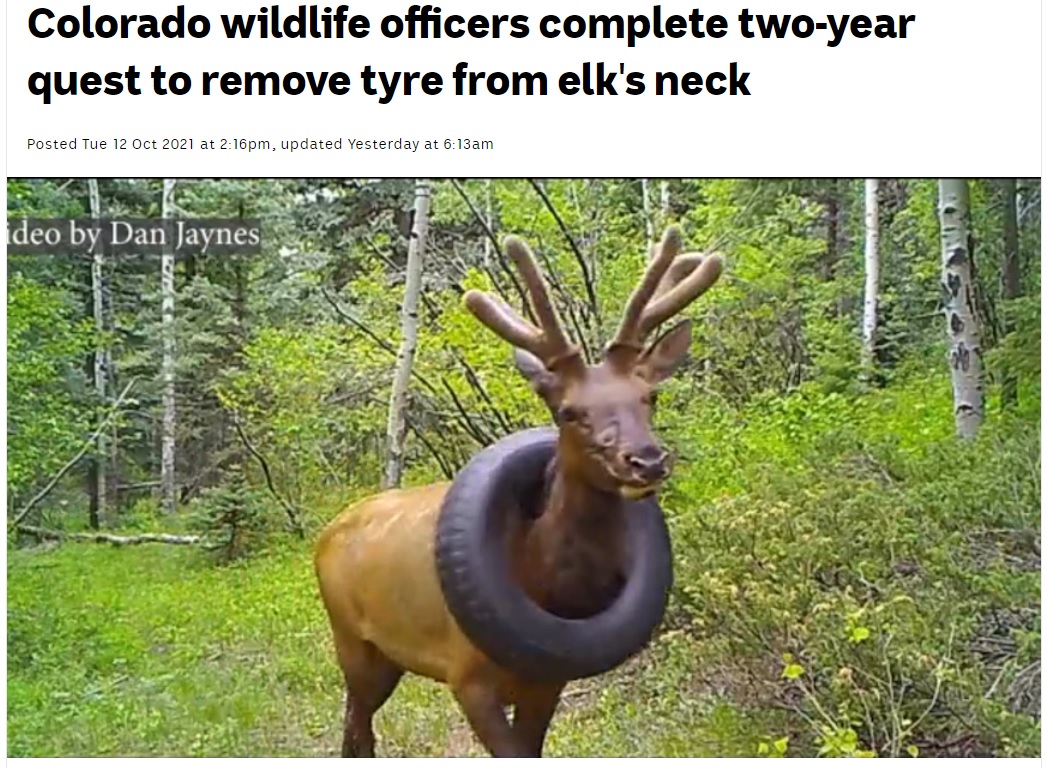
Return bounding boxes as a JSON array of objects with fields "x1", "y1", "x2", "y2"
[
  {"x1": 450, "y1": 674, "x2": 526, "y2": 757},
  {"x1": 513, "y1": 683, "x2": 564, "y2": 757}
]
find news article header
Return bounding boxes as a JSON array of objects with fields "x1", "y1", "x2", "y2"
[
  {"x1": 24, "y1": 5, "x2": 918, "y2": 104},
  {"x1": 7, "y1": 1, "x2": 1041, "y2": 176}
]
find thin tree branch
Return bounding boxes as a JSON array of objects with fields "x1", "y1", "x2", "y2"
[
  {"x1": 529, "y1": 237, "x2": 595, "y2": 361},
  {"x1": 321, "y1": 285, "x2": 443, "y2": 398},
  {"x1": 360, "y1": 231, "x2": 443, "y2": 317},
  {"x1": 449, "y1": 179, "x2": 504, "y2": 262},
  {"x1": 454, "y1": 351, "x2": 514, "y2": 434},
  {"x1": 116, "y1": 481, "x2": 163, "y2": 491},
  {"x1": 528, "y1": 179, "x2": 602, "y2": 334},
  {"x1": 320, "y1": 285, "x2": 398, "y2": 355},
  {"x1": 231, "y1": 413, "x2": 304, "y2": 537},
  {"x1": 449, "y1": 179, "x2": 537, "y2": 323},
  {"x1": 12, "y1": 377, "x2": 139, "y2": 528},
  {"x1": 441, "y1": 379, "x2": 494, "y2": 446},
  {"x1": 358, "y1": 233, "x2": 401, "y2": 273},
  {"x1": 404, "y1": 412, "x2": 457, "y2": 480}
]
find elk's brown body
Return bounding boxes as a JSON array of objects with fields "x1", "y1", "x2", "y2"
[{"x1": 315, "y1": 227, "x2": 723, "y2": 757}]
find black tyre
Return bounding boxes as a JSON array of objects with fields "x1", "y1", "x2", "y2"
[{"x1": 435, "y1": 427, "x2": 673, "y2": 681}]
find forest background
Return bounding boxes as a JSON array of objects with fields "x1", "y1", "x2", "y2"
[{"x1": 6, "y1": 177, "x2": 1041, "y2": 757}]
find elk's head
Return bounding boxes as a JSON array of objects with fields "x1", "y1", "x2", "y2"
[{"x1": 464, "y1": 227, "x2": 723, "y2": 500}]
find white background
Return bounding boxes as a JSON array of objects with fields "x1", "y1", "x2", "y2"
[{"x1": 4, "y1": 0, "x2": 1043, "y2": 177}]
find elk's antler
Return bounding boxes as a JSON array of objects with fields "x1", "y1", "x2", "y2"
[
  {"x1": 464, "y1": 237, "x2": 583, "y2": 373},
  {"x1": 606, "y1": 226, "x2": 723, "y2": 363}
]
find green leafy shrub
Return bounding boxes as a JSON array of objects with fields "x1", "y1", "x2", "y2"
[
  {"x1": 7, "y1": 274, "x2": 92, "y2": 504},
  {"x1": 663, "y1": 371, "x2": 1040, "y2": 756}
]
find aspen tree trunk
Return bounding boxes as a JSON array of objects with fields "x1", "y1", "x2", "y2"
[
  {"x1": 88, "y1": 179, "x2": 107, "y2": 526},
  {"x1": 938, "y1": 179, "x2": 985, "y2": 439},
  {"x1": 1000, "y1": 178, "x2": 1021, "y2": 407},
  {"x1": 160, "y1": 179, "x2": 178, "y2": 513},
  {"x1": 861, "y1": 179, "x2": 880, "y2": 373},
  {"x1": 659, "y1": 180, "x2": 670, "y2": 220},
  {"x1": 383, "y1": 180, "x2": 431, "y2": 489}
]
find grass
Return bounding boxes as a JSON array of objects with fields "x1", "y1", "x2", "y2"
[
  {"x1": 7, "y1": 539, "x2": 774, "y2": 757},
  {"x1": 8, "y1": 374, "x2": 1041, "y2": 757}
]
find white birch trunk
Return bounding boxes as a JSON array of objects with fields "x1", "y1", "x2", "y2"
[
  {"x1": 88, "y1": 179, "x2": 107, "y2": 518},
  {"x1": 659, "y1": 180, "x2": 670, "y2": 219},
  {"x1": 160, "y1": 179, "x2": 178, "y2": 512},
  {"x1": 938, "y1": 179, "x2": 984, "y2": 439},
  {"x1": 861, "y1": 179, "x2": 880, "y2": 372},
  {"x1": 383, "y1": 179, "x2": 431, "y2": 489}
]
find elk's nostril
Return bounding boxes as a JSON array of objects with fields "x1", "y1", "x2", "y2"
[{"x1": 624, "y1": 447, "x2": 670, "y2": 480}]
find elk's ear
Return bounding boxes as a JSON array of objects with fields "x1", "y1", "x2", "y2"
[
  {"x1": 514, "y1": 348, "x2": 563, "y2": 404},
  {"x1": 635, "y1": 319, "x2": 692, "y2": 385}
]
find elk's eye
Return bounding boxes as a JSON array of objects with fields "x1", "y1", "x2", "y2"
[{"x1": 558, "y1": 405, "x2": 582, "y2": 424}]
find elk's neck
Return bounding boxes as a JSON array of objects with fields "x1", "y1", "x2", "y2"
[{"x1": 514, "y1": 459, "x2": 628, "y2": 619}]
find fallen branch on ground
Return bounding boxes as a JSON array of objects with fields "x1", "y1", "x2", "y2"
[{"x1": 16, "y1": 524, "x2": 200, "y2": 546}]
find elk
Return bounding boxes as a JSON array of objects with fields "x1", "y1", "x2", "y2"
[{"x1": 314, "y1": 227, "x2": 722, "y2": 757}]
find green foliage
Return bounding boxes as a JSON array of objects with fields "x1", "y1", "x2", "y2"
[
  {"x1": 119, "y1": 497, "x2": 167, "y2": 531},
  {"x1": 188, "y1": 467, "x2": 279, "y2": 562},
  {"x1": 664, "y1": 370, "x2": 1040, "y2": 757},
  {"x1": 988, "y1": 295, "x2": 1041, "y2": 385},
  {"x1": 7, "y1": 274, "x2": 92, "y2": 503},
  {"x1": 6, "y1": 177, "x2": 1041, "y2": 757},
  {"x1": 684, "y1": 182, "x2": 857, "y2": 399},
  {"x1": 757, "y1": 735, "x2": 790, "y2": 757},
  {"x1": 218, "y1": 321, "x2": 388, "y2": 498},
  {"x1": 8, "y1": 369, "x2": 1039, "y2": 757}
]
